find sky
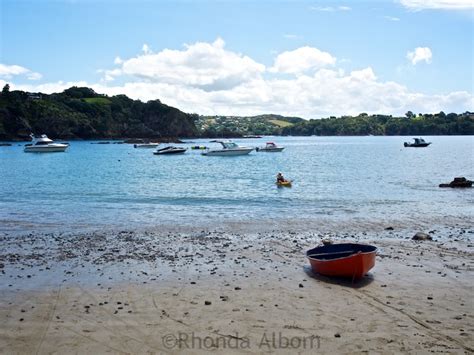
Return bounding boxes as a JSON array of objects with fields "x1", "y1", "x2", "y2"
[{"x1": 1, "y1": 0, "x2": 473, "y2": 118}]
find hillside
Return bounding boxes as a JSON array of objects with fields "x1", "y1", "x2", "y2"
[
  {"x1": 196, "y1": 114, "x2": 304, "y2": 137},
  {"x1": 281, "y1": 112, "x2": 474, "y2": 136},
  {"x1": 1, "y1": 85, "x2": 472, "y2": 140},
  {"x1": 0, "y1": 85, "x2": 199, "y2": 140}
]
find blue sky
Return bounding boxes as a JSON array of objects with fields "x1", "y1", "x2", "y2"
[{"x1": 1, "y1": 0, "x2": 473, "y2": 118}]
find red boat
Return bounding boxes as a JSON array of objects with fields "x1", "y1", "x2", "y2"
[{"x1": 306, "y1": 243, "x2": 377, "y2": 281}]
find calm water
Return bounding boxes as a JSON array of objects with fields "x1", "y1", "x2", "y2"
[{"x1": 0, "y1": 136, "x2": 473, "y2": 234}]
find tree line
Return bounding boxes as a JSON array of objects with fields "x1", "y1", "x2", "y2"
[
  {"x1": 0, "y1": 85, "x2": 198, "y2": 140},
  {"x1": 280, "y1": 112, "x2": 474, "y2": 136},
  {"x1": 1, "y1": 85, "x2": 472, "y2": 140}
]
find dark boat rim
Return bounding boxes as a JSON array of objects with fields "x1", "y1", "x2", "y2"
[{"x1": 306, "y1": 243, "x2": 377, "y2": 261}]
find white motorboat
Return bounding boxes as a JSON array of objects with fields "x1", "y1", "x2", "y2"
[
  {"x1": 134, "y1": 143, "x2": 160, "y2": 148},
  {"x1": 202, "y1": 141, "x2": 253, "y2": 156},
  {"x1": 24, "y1": 134, "x2": 69, "y2": 153},
  {"x1": 256, "y1": 142, "x2": 284, "y2": 152}
]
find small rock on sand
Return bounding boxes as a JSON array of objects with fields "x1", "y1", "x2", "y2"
[{"x1": 412, "y1": 232, "x2": 432, "y2": 241}]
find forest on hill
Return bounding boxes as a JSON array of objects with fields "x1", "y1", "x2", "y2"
[
  {"x1": 0, "y1": 85, "x2": 472, "y2": 140},
  {"x1": 280, "y1": 112, "x2": 474, "y2": 136},
  {"x1": 0, "y1": 85, "x2": 198, "y2": 140}
]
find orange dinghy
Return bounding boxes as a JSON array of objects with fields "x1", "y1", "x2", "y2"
[{"x1": 306, "y1": 243, "x2": 377, "y2": 281}]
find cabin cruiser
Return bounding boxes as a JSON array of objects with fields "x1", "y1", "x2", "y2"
[
  {"x1": 256, "y1": 142, "x2": 284, "y2": 152},
  {"x1": 202, "y1": 141, "x2": 253, "y2": 156},
  {"x1": 404, "y1": 137, "x2": 431, "y2": 147},
  {"x1": 24, "y1": 134, "x2": 69, "y2": 153},
  {"x1": 134, "y1": 143, "x2": 160, "y2": 148},
  {"x1": 153, "y1": 146, "x2": 187, "y2": 155}
]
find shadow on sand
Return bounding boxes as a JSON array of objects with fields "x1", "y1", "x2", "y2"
[{"x1": 303, "y1": 265, "x2": 375, "y2": 289}]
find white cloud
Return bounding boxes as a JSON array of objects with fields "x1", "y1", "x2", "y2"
[
  {"x1": 399, "y1": 0, "x2": 473, "y2": 10},
  {"x1": 26, "y1": 72, "x2": 43, "y2": 80},
  {"x1": 105, "y1": 38, "x2": 265, "y2": 90},
  {"x1": 407, "y1": 47, "x2": 433, "y2": 65},
  {"x1": 0, "y1": 63, "x2": 42, "y2": 80},
  {"x1": 309, "y1": 5, "x2": 351, "y2": 11},
  {"x1": 270, "y1": 46, "x2": 336, "y2": 74},
  {"x1": 384, "y1": 15, "x2": 401, "y2": 21},
  {"x1": 114, "y1": 56, "x2": 123, "y2": 65},
  {"x1": 5, "y1": 40, "x2": 472, "y2": 118},
  {"x1": 142, "y1": 43, "x2": 151, "y2": 54}
]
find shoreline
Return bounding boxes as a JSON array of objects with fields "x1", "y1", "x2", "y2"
[{"x1": 1, "y1": 226, "x2": 473, "y2": 353}]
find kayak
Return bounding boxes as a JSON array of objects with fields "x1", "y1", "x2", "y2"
[
  {"x1": 306, "y1": 243, "x2": 377, "y2": 281},
  {"x1": 276, "y1": 180, "x2": 292, "y2": 187}
]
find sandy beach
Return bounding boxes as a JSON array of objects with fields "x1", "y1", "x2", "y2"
[{"x1": 0, "y1": 226, "x2": 473, "y2": 354}]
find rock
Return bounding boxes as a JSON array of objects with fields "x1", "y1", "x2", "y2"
[
  {"x1": 385, "y1": 227, "x2": 394, "y2": 231},
  {"x1": 204, "y1": 301, "x2": 212, "y2": 306},
  {"x1": 412, "y1": 232, "x2": 432, "y2": 241},
  {"x1": 298, "y1": 283, "x2": 304, "y2": 288},
  {"x1": 334, "y1": 333, "x2": 341, "y2": 338}
]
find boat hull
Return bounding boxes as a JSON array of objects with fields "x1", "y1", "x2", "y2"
[
  {"x1": 134, "y1": 143, "x2": 159, "y2": 148},
  {"x1": 276, "y1": 181, "x2": 292, "y2": 187},
  {"x1": 24, "y1": 145, "x2": 68, "y2": 153},
  {"x1": 202, "y1": 148, "x2": 253, "y2": 156},
  {"x1": 257, "y1": 147, "x2": 284, "y2": 152},
  {"x1": 404, "y1": 142, "x2": 431, "y2": 147},
  {"x1": 307, "y1": 243, "x2": 377, "y2": 280},
  {"x1": 153, "y1": 149, "x2": 186, "y2": 155}
]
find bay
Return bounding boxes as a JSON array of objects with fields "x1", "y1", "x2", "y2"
[{"x1": 0, "y1": 136, "x2": 472, "y2": 234}]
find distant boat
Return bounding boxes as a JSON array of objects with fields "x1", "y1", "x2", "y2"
[
  {"x1": 404, "y1": 137, "x2": 431, "y2": 147},
  {"x1": 439, "y1": 177, "x2": 473, "y2": 188},
  {"x1": 134, "y1": 143, "x2": 160, "y2": 148},
  {"x1": 256, "y1": 142, "x2": 284, "y2": 152},
  {"x1": 153, "y1": 146, "x2": 187, "y2": 155},
  {"x1": 202, "y1": 141, "x2": 253, "y2": 156},
  {"x1": 24, "y1": 134, "x2": 69, "y2": 153},
  {"x1": 306, "y1": 243, "x2": 377, "y2": 281}
]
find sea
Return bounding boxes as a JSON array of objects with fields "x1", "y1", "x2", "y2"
[{"x1": 0, "y1": 136, "x2": 473, "y2": 235}]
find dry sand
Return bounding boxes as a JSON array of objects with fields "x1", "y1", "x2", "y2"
[{"x1": 0, "y1": 227, "x2": 473, "y2": 354}]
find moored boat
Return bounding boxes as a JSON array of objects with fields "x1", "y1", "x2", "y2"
[
  {"x1": 134, "y1": 143, "x2": 160, "y2": 148},
  {"x1": 256, "y1": 142, "x2": 284, "y2": 152},
  {"x1": 404, "y1": 137, "x2": 431, "y2": 147},
  {"x1": 153, "y1": 146, "x2": 187, "y2": 155},
  {"x1": 202, "y1": 141, "x2": 253, "y2": 156},
  {"x1": 24, "y1": 134, "x2": 69, "y2": 153},
  {"x1": 306, "y1": 243, "x2": 377, "y2": 281},
  {"x1": 439, "y1": 177, "x2": 473, "y2": 188}
]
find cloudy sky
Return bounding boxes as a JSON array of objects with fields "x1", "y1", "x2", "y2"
[{"x1": 1, "y1": 0, "x2": 473, "y2": 118}]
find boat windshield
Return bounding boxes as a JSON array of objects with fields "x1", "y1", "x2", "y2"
[
  {"x1": 266, "y1": 142, "x2": 276, "y2": 147},
  {"x1": 221, "y1": 142, "x2": 238, "y2": 149}
]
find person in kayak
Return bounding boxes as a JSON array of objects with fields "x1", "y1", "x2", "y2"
[{"x1": 276, "y1": 172, "x2": 286, "y2": 183}]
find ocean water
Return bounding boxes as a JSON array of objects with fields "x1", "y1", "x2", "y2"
[{"x1": 0, "y1": 136, "x2": 473, "y2": 234}]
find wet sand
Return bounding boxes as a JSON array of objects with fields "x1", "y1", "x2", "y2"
[{"x1": 0, "y1": 227, "x2": 473, "y2": 354}]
